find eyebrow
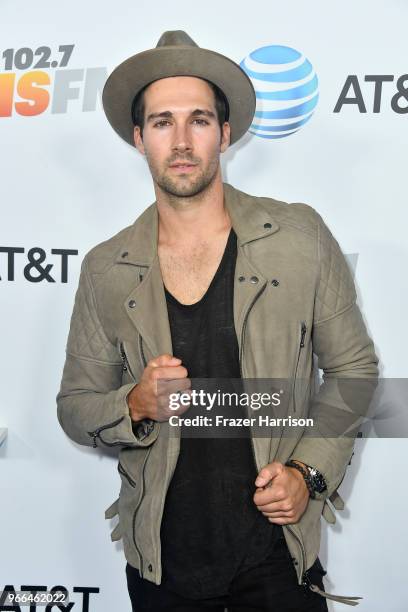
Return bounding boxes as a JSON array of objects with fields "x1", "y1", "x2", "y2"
[{"x1": 146, "y1": 109, "x2": 216, "y2": 123}]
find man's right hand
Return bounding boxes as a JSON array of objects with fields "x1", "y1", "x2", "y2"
[{"x1": 127, "y1": 353, "x2": 191, "y2": 423}]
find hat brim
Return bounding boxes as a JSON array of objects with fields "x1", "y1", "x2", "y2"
[{"x1": 102, "y1": 46, "x2": 255, "y2": 146}]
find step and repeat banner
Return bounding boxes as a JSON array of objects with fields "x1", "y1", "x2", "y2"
[{"x1": 1, "y1": 1, "x2": 407, "y2": 610}]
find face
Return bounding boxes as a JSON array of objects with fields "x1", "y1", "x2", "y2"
[{"x1": 133, "y1": 76, "x2": 230, "y2": 198}]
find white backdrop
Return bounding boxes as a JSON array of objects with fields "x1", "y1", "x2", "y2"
[{"x1": 1, "y1": 1, "x2": 407, "y2": 610}]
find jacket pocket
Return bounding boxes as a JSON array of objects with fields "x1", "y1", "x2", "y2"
[
  {"x1": 118, "y1": 461, "x2": 137, "y2": 488},
  {"x1": 106, "y1": 447, "x2": 150, "y2": 545},
  {"x1": 117, "y1": 447, "x2": 150, "y2": 493},
  {"x1": 119, "y1": 341, "x2": 137, "y2": 385},
  {"x1": 118, "y1": 446, "x2": 152, "y2": 573}
]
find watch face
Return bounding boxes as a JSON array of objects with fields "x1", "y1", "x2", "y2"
[{"x1": 307, "y1": 466, "x2": 327, "y2": 493}]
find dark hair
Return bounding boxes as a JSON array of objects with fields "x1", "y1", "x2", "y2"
[{"x1": 131, "y1": 78, "x2": 230, "y2": 138}]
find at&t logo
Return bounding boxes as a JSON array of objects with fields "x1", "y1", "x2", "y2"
[{"x1": 240, "y1": 45, "x2": 319, "y2": 139}]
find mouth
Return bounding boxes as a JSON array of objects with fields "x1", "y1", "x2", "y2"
[{"x1": 169, "y1": 162, "x2": 197, "y2": 173}]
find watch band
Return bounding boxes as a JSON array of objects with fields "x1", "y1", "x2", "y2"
[{"x1": 285, "y1": 460, "x2": 316, "y2": 499}]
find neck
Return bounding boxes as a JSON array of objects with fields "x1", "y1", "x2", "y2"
[{"x1": 155, "y1": 171, "x2": 231, "y2": 247}]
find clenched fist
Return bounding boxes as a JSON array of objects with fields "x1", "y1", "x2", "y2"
[
  {"x1": 253, "y1": 461, "x2": 310, "y2": 525},
  {"x1": 127, "y1": 353, "x2": 191, "y2": 423}
]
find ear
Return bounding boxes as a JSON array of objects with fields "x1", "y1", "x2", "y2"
[
  {"x1": 220, "y1": 122, "x2": 231, "y2": 153},
  {"x1": 133, "y1": 126, "x2": 145, "y2": 155}
]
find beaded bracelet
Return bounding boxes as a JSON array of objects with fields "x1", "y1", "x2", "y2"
[{"x1": 285, "y1": 460, "x2": 315, "y2": 499}]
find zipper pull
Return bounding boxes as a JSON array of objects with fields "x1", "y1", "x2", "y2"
[
  {"x1": 308, "y1": 583, "x2": 362, "y2": 606},
  {"x1": 303, "y1": 570, "x2": 362, "y2": 606}
]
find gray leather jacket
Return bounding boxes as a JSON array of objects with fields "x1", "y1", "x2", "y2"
[{"x1": 56, "y1": 182, "x2": 378, "y2": 605}]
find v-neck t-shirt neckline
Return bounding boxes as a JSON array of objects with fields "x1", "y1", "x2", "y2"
[{"x1": 163, "y1": 227, "x2": 235, "y2": 311}]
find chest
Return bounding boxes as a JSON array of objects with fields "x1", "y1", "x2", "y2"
[{"x1": 158, "y1": 237, "x2": 229, "y2": 305}]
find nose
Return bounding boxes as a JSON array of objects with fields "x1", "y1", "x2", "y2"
[{"x1": 172, "y1": 122, "x2": 192, "y2": 154}]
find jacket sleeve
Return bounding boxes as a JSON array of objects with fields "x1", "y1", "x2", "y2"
[
  {"x1": 289, "y1": 209, "x2": 379, "y2": 499},
  {"x1": 56, "y1": 254, "x2": 159, "y2": 448}
]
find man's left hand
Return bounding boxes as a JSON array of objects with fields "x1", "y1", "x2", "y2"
[{"x1": 253, "y1": 461, "x2": 310, "y2": 524}]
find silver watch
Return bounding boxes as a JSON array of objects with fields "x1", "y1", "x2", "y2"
[{"x1": 305, "y1": 464, "x2": 327, "y2": 495}]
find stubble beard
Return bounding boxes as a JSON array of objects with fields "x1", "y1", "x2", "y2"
[{"x1": 146, "y1": 151, "x2": 220, "y2": 199}]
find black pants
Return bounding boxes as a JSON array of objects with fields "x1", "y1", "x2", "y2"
[{"x1": 126, "y1": 534, "x2": 328, "y2": 612}]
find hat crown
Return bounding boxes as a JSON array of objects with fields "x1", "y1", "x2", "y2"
[
  {"x1": 156, "y1": 30, "x2": 198, "y2": 48},
  {"x1": 103, "y1": 30, "x2": 256, "y2": 147}
]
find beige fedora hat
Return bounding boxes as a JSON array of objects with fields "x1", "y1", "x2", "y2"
[{"x1": 102, "y1": 30, "x2": 255, "y2": 146}]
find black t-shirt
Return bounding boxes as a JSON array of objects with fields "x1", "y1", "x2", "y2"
[{"x1": 159, "y1": 227, "x2": 282, "y2": 599}]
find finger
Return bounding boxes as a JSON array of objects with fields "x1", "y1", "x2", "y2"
[
  {"x1": 262, "y1": 510, "x2": 294, "y2": 519},
  {"x1": 260, "y1": 503, "x2": 294, "y2": 516},
  {"x1": 253, "y1": 486, "x2": 286, "y2": 506},
  {"x1": 255, "y1": 498, "x2": 292, "y2": 513},
  {"x1": 267, "y1": 516, "x2": 297, "y2": 525},
  {"x1": 151, "y1": 365, "x2": 189, "y2": 380},
  {"x1": 149, "y1": 354, "x2": 182, "y2": 368},
  {"x1": 163, "y1": 378, "x2": 192, "y2": 394},
  {"x1": 255, "y1": 462, "x2": 284, "y2": 488}
]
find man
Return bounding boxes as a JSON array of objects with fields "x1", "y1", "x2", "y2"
[{"x1": 56, "y1": 30, "x2": 378, "y2": 611}]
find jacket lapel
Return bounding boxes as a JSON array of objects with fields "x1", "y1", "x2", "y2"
[
  {"x1": 115, "y1": 199, "x2": 173, "y2": 359},
  {"x1": 223, "y1": 184, "x2": 282, "y2": 468},
  {"x1": 223, "y1": 182, "x2": 280, "y2": 371},
  {"x1": 124, "y1": 255, "x2": 173, "y2": 359}
]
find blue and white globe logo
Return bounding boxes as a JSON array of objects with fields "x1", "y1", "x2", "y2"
[{"x1": 240, "y1": 45, "x2": 319, "y2": 139}]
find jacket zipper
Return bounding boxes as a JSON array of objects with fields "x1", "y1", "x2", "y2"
[
  {"x1": 88, "y1": 416, "x2": 126, "y2": 448},
  {"x1": 239, "y1": 282, "x2": 267, "y2": 378},
  {"x1": 121, "y1": 304, "x2": 150, "y2": 575},
  {"x1": 120, "y1": 341, "x2": 137, "y2": 381},
  {"x1": 139, "y1": 274, "x2": 147, "y2": 368},
  {"x1": 239, "y1": 281, "x2": 267, "y2": 473},
  {"x1": 139, "y1": 333, "x2": 147, "y2": 368},
  {"x1": 132, "y1": 446, "x2": 152, "y2": 575},
  {"x1": 136, "y1": 273, "x2": 148, "y2": 369},
  {"x1": 292, "y1": 321, "x2": 307, "y2": 413},
  {"x1": 118, "y1": 335, "x2": 152, "y2": 576}
]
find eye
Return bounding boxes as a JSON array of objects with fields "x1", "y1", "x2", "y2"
[
  {"x1": 192, "y1": 118, "x2": 209, "y2": 125},
  {"x1": 153, "y1": 120, "x2": 171, "y2": 128}
]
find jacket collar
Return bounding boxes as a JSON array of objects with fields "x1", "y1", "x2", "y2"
[{"x1": 115, "y1": 182, "x2": 280, "y2": 266}]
